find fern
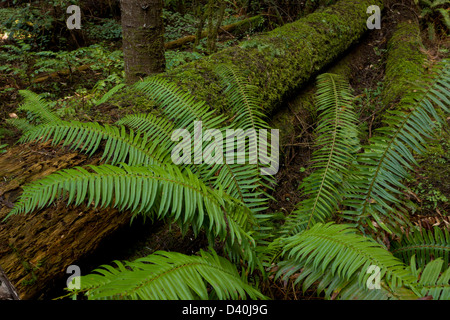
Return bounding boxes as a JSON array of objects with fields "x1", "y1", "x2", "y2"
[
  {"x1": 6, "y1": 117, "x2": 36, "y2": 133},
  {"x1": 285, "y1": 73, "x2": 359, "y2": 233},
  {"x1": 278, "y1": 223, "x2": 418, "y2": 292},
  {"x1": 343, "y1": 63, "x2": 450, "y2": 235},
  {"x1": 409, "y1": 256, "x2": 450, "y2": 300},
  {"x1": 264, "y1": 73, "x2": 360, "y2": 265},
  {"x1": 8, "y1": 164, "x2": 253, "y2": 240},
  {"x1": 17, "y1": 90, "x2": 62, "y2": 125},
  {"x1": 69, "y1": 250, "x2": 266, "y2": 300},
  {"x1": 391, "y1": 227, "x2": 450, "y2": 269},
  {"x1": 94, "y1": 83, "x2": 126, "y2": 106},
  {"x1": 19, "y1": 120, "x2": 170, "y2": 165}
]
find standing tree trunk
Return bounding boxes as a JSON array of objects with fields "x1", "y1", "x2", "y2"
[{"x1": 120, "y1": 0, "x2": 166, "y2": 83}]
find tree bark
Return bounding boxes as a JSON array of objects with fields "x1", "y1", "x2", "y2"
[{"x1": 120, "y1": 0, "x2": 166, "y2": 83}]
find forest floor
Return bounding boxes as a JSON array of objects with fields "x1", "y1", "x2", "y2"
[{"x1": 0, "y1": 2, "x2": 449, "y2": 300}]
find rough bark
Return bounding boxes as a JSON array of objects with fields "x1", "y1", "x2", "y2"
[
  {"x1": 0, "y1": 144, "x2": 135, "y2": 299},
  {"x1": 120, "y1": 0, "x2": 166, "y2": 83},
  {"x1": 0, "y1": 0, "x2": 383, "y2": 299}
]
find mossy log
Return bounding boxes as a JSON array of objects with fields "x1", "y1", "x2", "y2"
[
  {"x1": 159, "y1": 0, "x2": 383, "y2": 116},
  {"x1": 382, "y1": 20, "x2": 427, "y2": 108},
  {"x1": 0, "y1": 0, "x2": 383, "y2": 299}
]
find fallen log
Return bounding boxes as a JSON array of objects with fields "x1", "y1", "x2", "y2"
[
  {"x1": 0, "y1": 0, "x2": 383, "y2": 299},
  {"x1": 31, "y1": 63, "x2": 94, "y2": 84},
  {"x1": 381, "y1": 19, "x2": 427, "y2": 109},
  {"x1": 160, "y1": 0, "x2": 384, "y2": 116},
  {"x1": 164, "y1": 15, "x2": 265, "y2": 50}
]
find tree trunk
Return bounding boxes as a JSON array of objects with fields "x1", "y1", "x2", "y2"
[{"x1": 120, "y1": 0, "x2": 166, "y2": 83}]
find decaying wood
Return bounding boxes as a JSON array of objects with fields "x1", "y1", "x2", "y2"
[{"x1": 0, "y1": 144, "x2": 135, "y2": 299}]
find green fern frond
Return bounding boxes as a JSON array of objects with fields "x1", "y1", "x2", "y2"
[
  {"x1": 6, "y1": 118, "x2": 35, "y2": 133},
  {"x1": 343, "y1": 63, "x2": 450, "y2": 234},
  {"x1": 134, "y1": 77, "x2": 226, "y2": 130},
  {"x1": 17, "y1": 90, "x2": 61, "y2": 125},
  {"x1": 391, "y1": 227, "x2": 450, "y2": 268},
  {"x1": 215, "y1": 64, "x2": 269, "y2": 131},
  {"x1": 7, "y1": 164, "x2": 255, "y2": 255},
  {"x1": 278, "y1": 223, "x2": 418, "y2": 292},
  {"x1": 288, "y1": 73, "x2": 359, "y2": 232},
  {"x1": 70, "y1": 250, "x2": 266, "y2": 300},
  {"x1": 436, "y1": 8, "x2": 450, "y2": 29},
  {"x1": 19, "y1": 121, "x2": 170, "y2": 166},
  {"x1": 116, "y1": 113, "x2": 176, "y2": 146},
  {"x1": 409, "y1": 256, "x2": 450, "y2": 300},
  {"x1": 95, "y1": 83, "x2": 126, "y2": 106}
]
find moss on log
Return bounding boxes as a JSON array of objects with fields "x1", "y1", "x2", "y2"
[
  {"x1": 158, "y1": 0, "x2": 383, "y2": 116},
  {"x1": 270, "y1": 50, "x2": 355, "y2": 147}
]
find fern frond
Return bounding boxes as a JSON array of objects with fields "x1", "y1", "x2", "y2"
[
  {"x1": 391, "y1": 227, "x2": 450, "y2": 268},
  {"x1": 95, "y1": 83, "x2": 126, "y2": 106},
  {"x1": 343, "y1": 63, "x2": 450, "y2": 234},
  {"x1": 135, "y1": 74, "x2": 271, "y2": 217},
  {"x1": 7, "y1": 164, "x2": 256, "y2": 258},
  {"x1": 116, "y1": 112, "x2": 176, "y2": 146},
  {"x1": 215, "y1": 64, "x2": 269, "y2": 131},
  {"x1": 409, "y1": 256, "x2": 450, "y2": 300},
  {"x1": 278, "y1": 223, "x2": 418, "y2": 292},
  {"x1": 70, "y1": 250, "x2": 266, "y2": 300},
  {"x1": 134, "y1": 77, "x2": 226, "y2": 130},
  {"x1": 436, "y1": 8, "x2": 450, "y2": 29},
  {"x1": 17, "y1": 90, "x2": 61, "y2": 124},
  {"x1": 19, "y1": 121, "x2": 170, "y2": 166},
  {"x1": 6, "y1": 118, "x2": 35, "y2": 133},
  {"x1": 288, "y1": 73, "x2": 359, "y2": 232}
]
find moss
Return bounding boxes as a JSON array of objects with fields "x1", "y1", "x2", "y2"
[
  {"x1": 382, "y1": 21, "x2": 427, "y2": 108},
  {"x1": 270, "y1": 47, "x2": 355, "y2": 146},
  {"x1": 151, "y1": 0, "x2": 384, "y2": 118}
]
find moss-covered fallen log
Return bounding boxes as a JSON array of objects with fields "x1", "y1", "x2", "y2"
[
  {"x1": 159, "y1": 0, "x2": 383, "y2": 116},
  {"x1": 381, "y1": 20, "x2": 427, "y2": 108}
]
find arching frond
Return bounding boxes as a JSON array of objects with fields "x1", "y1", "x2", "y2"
[
  {"x1": 19, "y1": 121, "x2": 170, "y2": 166},
  {"x1": 95, "y1": 83, "x2": 126, "y2": 106},
  {"x1": 116, "y1": 112, "x2": 176, "y2": 147},
  {"x1": 343, "y1": 63, "x2": 450, "y2": 235},
  {"x1": 7, "y1": 164, "x2": 256, "y2": 264},
  {"x1": 17, "y1": 90, "x2": 61, "y2": 124},
  {"x1": 134, "y1": 76, "x2": 225, "y2": 130},
  {"x1": 392, "y1": 227, "x2": 450, "y2": 269},
  {"x1": 134, "y1": 73, "x2": 270, "y2": 217},
  {"x1": 70, "y1": 250, "x2": 266, "y2": 300},
  {"x1": 288, "y1": 73, "x2": 359, "y2": 232},
  {"x1": 278, "y1": 223, "x2": 418, "y2": 293},
  {"x1": 215, "y1": 64, "x2": 269, "y2": 131},
  {"x1": 6, "y1": 117, "x2": 35, "y2": 133},
  {"x1": 409, "y1": 256, "x2": 450, "y2": 300}
]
